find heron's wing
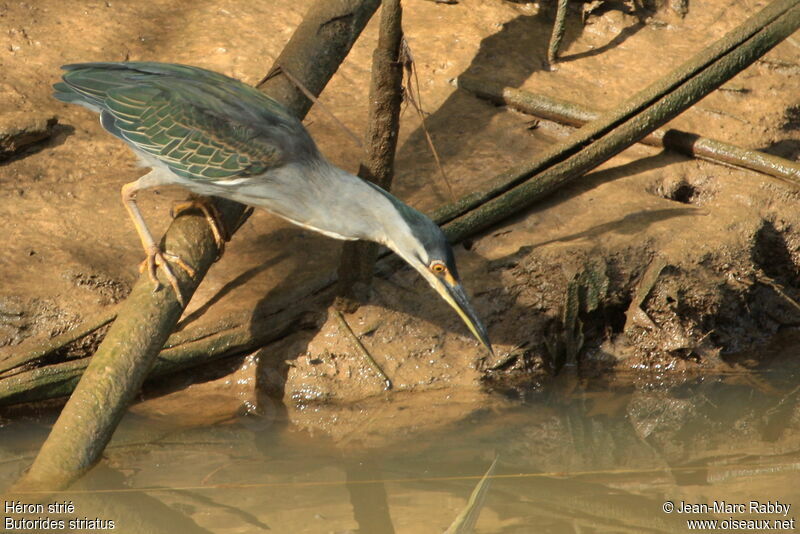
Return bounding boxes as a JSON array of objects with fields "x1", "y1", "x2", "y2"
[
  {"x1": 54, "y1": 63, "x2": 310, "y2": 182},
  {"x1": 55, "y1": 62, "x2": 298, "y2": 121},
  {"x1": 103, "y1": 84, "x2": 280, "y2": 181}
]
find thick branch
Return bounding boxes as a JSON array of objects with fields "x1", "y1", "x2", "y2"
[{"x1": 337, "y1": 0, "x2": 405, "y2": 306}]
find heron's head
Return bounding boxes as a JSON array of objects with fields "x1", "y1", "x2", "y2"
[{"x1": 377, "y1": 194, "x2": 492, "y2": 354}]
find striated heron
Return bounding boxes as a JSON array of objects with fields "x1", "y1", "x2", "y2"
[{"x1": 53, "y1": 62, "x2": 491, "y2": 352}]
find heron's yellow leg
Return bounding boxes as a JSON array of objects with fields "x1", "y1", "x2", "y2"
[
  {"x1": 121, "y1": 182, "x2": 195, "y2": 305},
  {"x1": 171, "y1": 196, "x2": 229, "y2": 259}
]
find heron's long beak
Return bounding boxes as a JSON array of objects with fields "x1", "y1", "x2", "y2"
[{"x1": 435, "y1": 279, "x2": 493, "y2": 355}]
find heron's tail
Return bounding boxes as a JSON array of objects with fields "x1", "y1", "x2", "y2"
[
  {"x1": 52, "y1": 64, "x2": 136, "y2": 112},
  {"x1": 53, "y1": 81, "x2": 82, "y2": 103}
]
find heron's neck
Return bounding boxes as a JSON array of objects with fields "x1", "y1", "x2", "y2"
[
  {"x1": 323, "y1": 163, "x2": 409, "y2": 243},
  {"x1": 323, "y1": 164, "x2": 430, "y2": 269},
  {"x1": 252, "y1": 159, "x2": 406, "y2": 248}
]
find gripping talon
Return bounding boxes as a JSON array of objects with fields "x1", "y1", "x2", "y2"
[
  {"x1": 139, "y1": 246, "x2": 192, "y2": 306},
  {"x1": 162, "y1": 251, "x2": 196, "y2": 278},
  {"x1": 172, "y1": 197, "x2": 229, "y2": 260}
]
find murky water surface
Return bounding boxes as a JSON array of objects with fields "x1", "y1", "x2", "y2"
[{"x1": 2, "y1": 355, "x2": 799, "y2": 533}]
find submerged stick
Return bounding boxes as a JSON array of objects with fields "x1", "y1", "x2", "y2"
[
  {"x1": 13, "y1": 0, "x2": 382, "y2": 493},
  {"x1": 444, "y1": 456, "x2": 499, "y2": 534},
  {"x1": 337, "y1": 0, "x2": 405, "y2": 307},
  {"x1": 458, "y1": 79, "x2": 800, "y2": 184}
]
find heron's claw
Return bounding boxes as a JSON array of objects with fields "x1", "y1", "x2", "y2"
[
  {"x1": 139, "y1": 246, "x2": 195, "y2": 306},
  {"x1": 171, "y1": 198, "x2": 229, "y2": 260},
  {"x1": 162, "y1": 251, "x2": 196, "y2": 278}
]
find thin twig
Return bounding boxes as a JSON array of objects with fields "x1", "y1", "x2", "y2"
[
  {"x1": 278, "y1": 64, "x2": 364, "y2": 149},
  {"x1": 757, "y1": 273, "x2": 800, "y2": 313},
  {"x1": 333, "y1": 309, "x2": 392, "y2": 390},
  {"x1": 400, "y1": 39, "x2": 456, "y2": 201}
]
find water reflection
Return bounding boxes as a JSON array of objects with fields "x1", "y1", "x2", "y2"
[{"x1": 2, "y1": 362, "x2": 799, "y2": 533}]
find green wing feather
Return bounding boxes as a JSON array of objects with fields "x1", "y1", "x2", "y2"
[
  {"x1": 104, "y1": 84, "x2": 277, "y2": 180},
  {"x1": 54, "y1": 62, "x2": 313, "y2": 182}
]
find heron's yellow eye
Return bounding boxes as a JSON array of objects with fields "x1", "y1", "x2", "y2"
[{"x1": 430, "y1": 261, "x2": 447, "y2": 274}]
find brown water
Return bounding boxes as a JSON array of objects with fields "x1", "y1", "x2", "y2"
[{"x1": 2, "y1": 352, "x2": 800, "y2": 534}]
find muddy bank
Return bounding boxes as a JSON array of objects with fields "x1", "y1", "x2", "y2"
[{"x1": 2, "y1": 0, "x2": 800, "y2": 418}]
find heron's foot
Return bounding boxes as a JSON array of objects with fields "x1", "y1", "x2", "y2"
[
  {"x1": 139, "y1": 246, "x2": 196, "y2": 306},
  {"x1": 171, "y1": 198, "x2": 229, "y2": 260}
]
